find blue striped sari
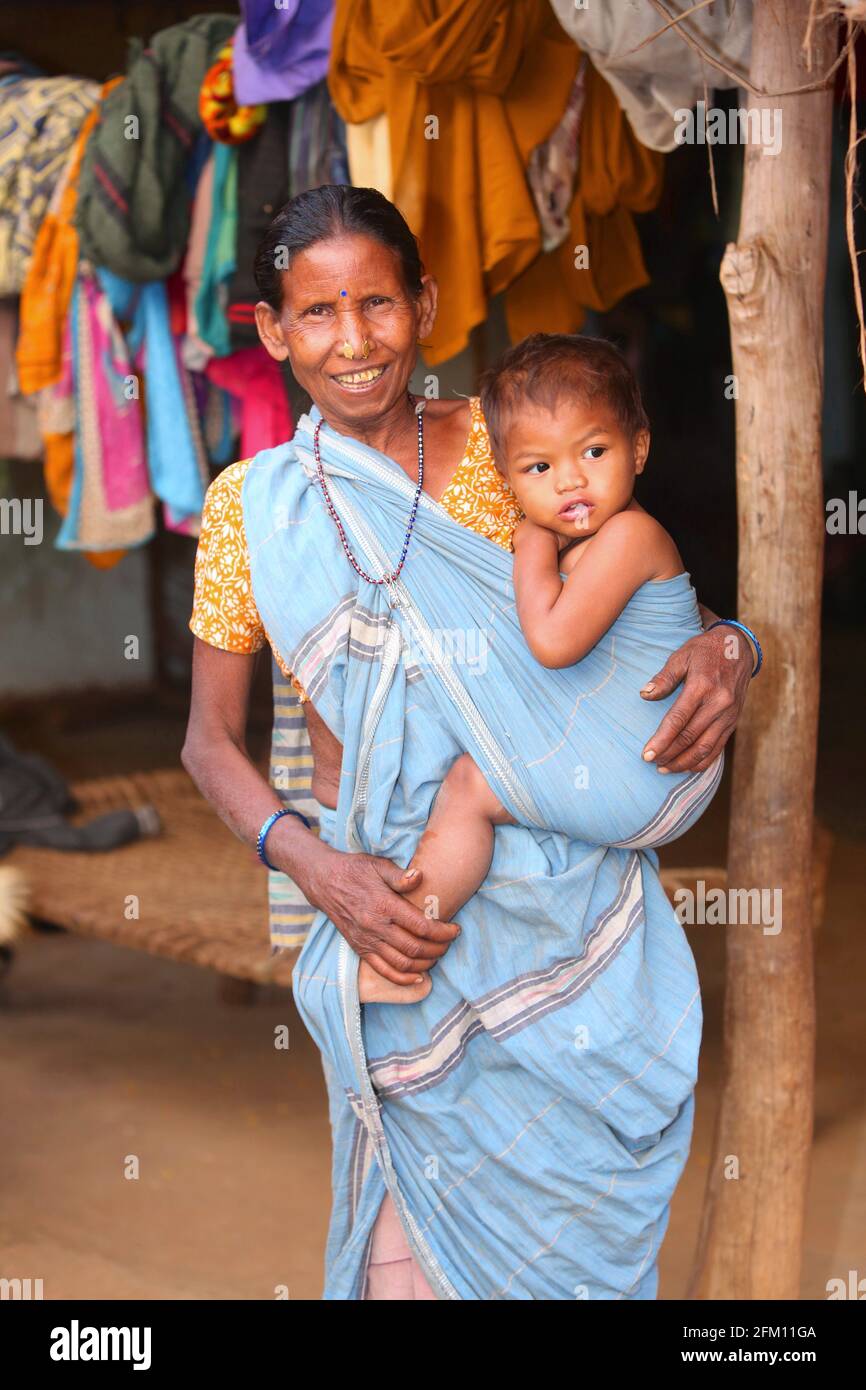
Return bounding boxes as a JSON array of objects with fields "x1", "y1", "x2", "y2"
[{"x1": 242, "y1": 406, "x2": 721, "y2": 1300}]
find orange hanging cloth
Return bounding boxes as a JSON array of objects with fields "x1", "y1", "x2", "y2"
[
  {"x1": 329, "y1": 0, "x2": 663, "y2": 365},
  {"x1": 16, "y1": 76, "x2": 127, "y2": 569}
]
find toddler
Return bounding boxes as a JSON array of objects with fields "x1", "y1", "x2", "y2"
[{"x1": 359, "y1": 334, "x2": 720, "y2": 1004}]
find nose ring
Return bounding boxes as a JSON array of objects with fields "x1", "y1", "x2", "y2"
[{"x1": 339, "y1": 339, "x2": 372, "y2": 360}]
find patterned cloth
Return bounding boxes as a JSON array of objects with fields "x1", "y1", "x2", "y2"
[
  {"x1": 199, "y1": 41, "x2": 266, "y2": 146},
  {"x1": 238, "y1": 405, "x2": 720, "y2": 1299},
  {"x1": 189, "y1": 396, "x2": 522, "y2": 949},
  {"x1": 0, "y1": 76, "x2": 99, "y2": 295},
  {"x1": 527, "y1": 59, "x2": 587, "y2": 254}
]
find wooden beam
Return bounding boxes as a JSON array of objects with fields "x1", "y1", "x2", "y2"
[{"x1": 689, "y1": 0, "x2": 835, "y2": 1299}]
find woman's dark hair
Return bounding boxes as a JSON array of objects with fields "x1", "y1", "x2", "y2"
[
  {"x1": 253, "y1": 185, "x2": 425, "y2": 310},
  {"x1": 479, "y1": 333, "x2": 651, "y2": 466}
]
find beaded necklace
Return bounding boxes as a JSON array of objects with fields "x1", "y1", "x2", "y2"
[{"x1": 312, "y1": 391, "x2": 425, "y2": 586}]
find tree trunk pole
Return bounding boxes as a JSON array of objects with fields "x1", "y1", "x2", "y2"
[{"x1": 688, "y1": 0, "x2": 834, "y2": 1299}]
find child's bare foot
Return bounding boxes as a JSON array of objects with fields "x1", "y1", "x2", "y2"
[{"x1": 358, "y1": 959, "x2": 432, "y2": 1005}]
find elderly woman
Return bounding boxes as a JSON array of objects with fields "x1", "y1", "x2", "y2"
[{"x1": 182, "y1": 185, "x2": 755, "y2": 1301}]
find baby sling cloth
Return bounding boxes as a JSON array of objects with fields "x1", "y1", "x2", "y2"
[{"x1": 242, "y1": 407, "x2": 722, "y2": 1300}]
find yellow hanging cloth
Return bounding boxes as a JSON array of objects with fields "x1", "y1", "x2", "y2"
[{"x1": 329, "y1": 0, "x2": 663, "y2": 365}]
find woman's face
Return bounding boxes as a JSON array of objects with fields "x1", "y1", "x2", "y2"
[{"x1": 255, "y1": 232, "x2": 437, "y2": 431}]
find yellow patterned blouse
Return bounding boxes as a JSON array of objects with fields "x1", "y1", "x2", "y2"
[{"x1": 189, "y1": 396, "x2": 522, "y2": 700}]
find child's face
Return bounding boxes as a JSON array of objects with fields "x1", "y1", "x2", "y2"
[{"x1": 499, "y1": 396, "x2": 649, "y2": 540}]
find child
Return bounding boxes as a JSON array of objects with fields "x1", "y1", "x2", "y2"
[{"x1": 358, "y1": 333, "x2": 722, "y2": 1004}]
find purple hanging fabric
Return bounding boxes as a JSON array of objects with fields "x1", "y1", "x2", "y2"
[{"x1": 232, "y1": 0, "x2": 334, "y2": 106}]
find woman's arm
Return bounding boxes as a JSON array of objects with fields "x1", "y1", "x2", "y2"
[
  {"x1": 512, "y1": 511, "x2": 667, "y2": 668},
  {"x1": 181, "y1": 638, "x2": 460, "y2": 984},
  {"x1": 640, "y1": 604, "x2": 754, "y2": 773}
]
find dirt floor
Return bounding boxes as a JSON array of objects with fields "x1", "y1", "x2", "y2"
[{"x1": 0, "y1": 628, "x2": 863, "y2": 1300}]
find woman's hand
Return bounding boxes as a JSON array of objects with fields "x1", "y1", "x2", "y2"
[
  {"x1": 182, "y1": 643, "x2": 460, "y2": 988},
  {"x1": 297, "y1": 839, "x2": 461, "y2": 986},
  {"x1": 639, "y1": 623, "x2": 752, "y2": 773}
]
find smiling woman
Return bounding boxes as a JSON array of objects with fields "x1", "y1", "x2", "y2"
[
  {"x1": 251, "y1": 185, "x2": 435, "y2": 431},
  {"x1": 181, "y1": 184, "x2": 755, "y2": 1300}
]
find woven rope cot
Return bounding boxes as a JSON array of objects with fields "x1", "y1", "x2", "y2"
[
  {"x1": 5, "y1": 767, "x2": 833, "y2": 990},
  {"x1": 6, "y1": 768, "x2": 298, "y2": 987}
]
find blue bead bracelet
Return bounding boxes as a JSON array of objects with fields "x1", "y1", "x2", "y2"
[
  {"x1": 256, "y1": 807, "x2": 311, "y2": 870},
  {"x1": 707, "y1": 618, "x2": 763, "y2": 677}
]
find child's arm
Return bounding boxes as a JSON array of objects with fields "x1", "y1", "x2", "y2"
[{"x1": 512, "y1": 510, "x2": 678, "y2": 668}]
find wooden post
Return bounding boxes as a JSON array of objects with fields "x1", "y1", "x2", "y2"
[{"x1": 688, "y1": 0, "x2": 835, "y2": 1299}]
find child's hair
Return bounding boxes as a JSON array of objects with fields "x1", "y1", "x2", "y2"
[{"x1": 479, "y1": 333, "x2": 650, "y2": 468}]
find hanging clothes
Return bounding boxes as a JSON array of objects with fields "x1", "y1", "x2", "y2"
[
  {"x1": 75, "y1": 14, "x2": 236, "y2": 283},
  {"x1": 232, "y1": 0, "x2": 334, "y2": 106},
  {"x1": 504, "y1": 54, "x2": 665, "y2": 347},
  {"x1": 0, "y1": 75, "x2": 99, "y2": 295},
  {"x1": 344, "y1": 112, "x2": 392, "y2": 199},
  {"x1": 57, "y1": 265, "x2": 210, "y2": 552},
  {"x1": 194, "y1": 143, "x2": 238, "y2": 359},
  {"x1": 548, "y1": 0, "x2": 753, "y2": 153},
  {"x1": 329, "y1": 0, "x2": 663, "y2": 366},
  {"x1": 224, "y1": 81, "x2": 349, "y2": 351},
  {"x1": 38, "y1": 317, "x2": 77, "y2": 519},
  {"x1": 56, "y1": 268, "x2": 154, "y2": 552},
  {"x1": 16, "y1": 78, "x2": 123, "y2": 398},
  {"x1": 288, "y1": 77, "x2": 350, "y2": 192},
  {"x1": 225, "y1": 105, "x2": 289, "y2": 351},
  {"x1": 112, "y1": 270, "x2": 210, "y2": 532},
  {"x1": 0, "y1": 300, "x2": 40, "y2": 461},
  {"x1": 182, "y1": 151, "x2": 217, "y2": 372},
  {"x1": 205, "y1": 347, "x2": 292, "y2": 459},
  {"x1": 527, "y1": 59, "x2": 587, "y2": 255}
]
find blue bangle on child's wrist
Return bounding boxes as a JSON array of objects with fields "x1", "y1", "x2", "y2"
[
  {"x1": 256, "y1": 807, "x2": 311, "y2": 869},
  {"x1": 707, "y1": 618, "x2": 763, "y2": 678}
]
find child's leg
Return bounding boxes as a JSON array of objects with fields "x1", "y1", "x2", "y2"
[
  {"x1": 359, "y1": 754, "x2": 515, "y2": 1004},
  {"x1": 403, "y1": 753, "x2": 515, "y2": 925}
]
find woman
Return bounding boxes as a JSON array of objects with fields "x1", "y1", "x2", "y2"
[{"x1": 183, "y1": 185, "x2": 755, "y2": 1300}]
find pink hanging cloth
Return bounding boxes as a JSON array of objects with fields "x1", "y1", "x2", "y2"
[{"x1": 204, "y1": 346, "x2": 293, "y2": 457}]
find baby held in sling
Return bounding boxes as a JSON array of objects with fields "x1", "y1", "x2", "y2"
[{"x1": 360, "y1": 334, "x2": 724, "y2": 1004}]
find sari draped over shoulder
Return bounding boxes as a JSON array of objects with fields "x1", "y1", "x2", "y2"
[{"x1": 242, "y1": 409, "x2": 720, "y2": 1300}]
